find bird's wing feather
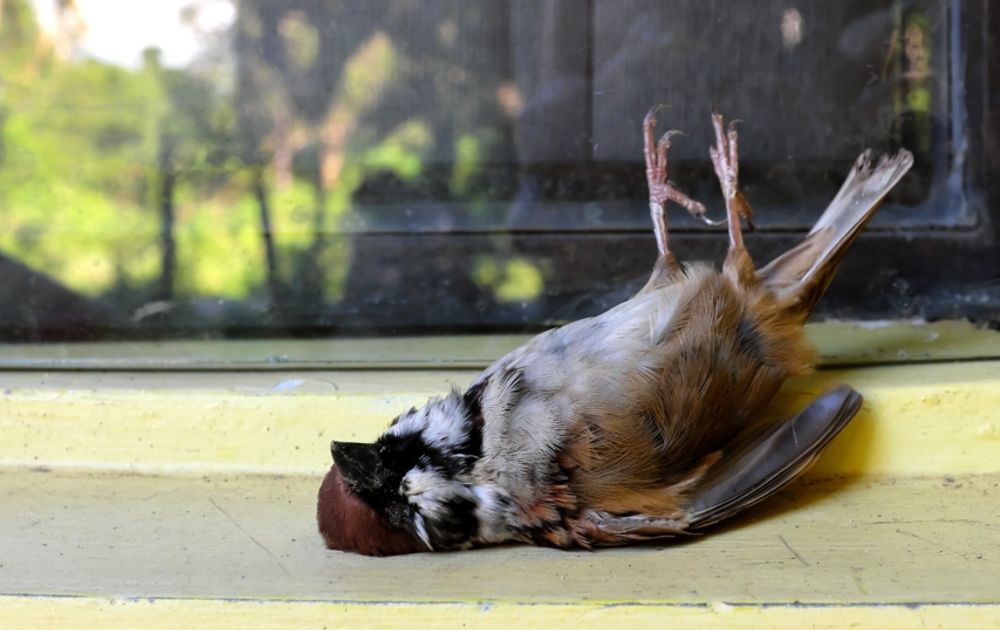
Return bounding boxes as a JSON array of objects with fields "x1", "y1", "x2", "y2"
[
  {"x1": 685, "y1": 385, "x2": 862, "y2": 528},
  {"x1": 577, "y1": 386, "x2": 861, "y2": 544}
]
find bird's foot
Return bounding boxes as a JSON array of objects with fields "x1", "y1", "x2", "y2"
[
  {"x1": 709, "y1": 112, "x2": 755, "y2": 249},
  {"x1": 643, "y1": 109, "x2": 716, "y2": 257}
]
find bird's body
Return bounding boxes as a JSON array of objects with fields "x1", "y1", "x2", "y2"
[
  {"x1": 318, "y1": 112, "x2": 914, "y2": 555},
  {"x1": 466, "y1": 252, "x2": 813, "y2": 548}
]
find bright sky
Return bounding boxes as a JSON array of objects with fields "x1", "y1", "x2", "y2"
[{"x1": 30, "y1": 0, "x2": 236, "y2": 68}]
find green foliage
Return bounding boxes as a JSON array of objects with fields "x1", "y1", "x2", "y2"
[
  {"x1": 451, "y1": 133, "x2": 480, "y2": 195},
  {"x1": 174, "y1": 182, "x2": 265, "y2": 299},
  {"x1": 0, "y1": 0, "x2": 42, "y2": 69},
  {"x1": 0, "y1": 2, "x2": 520, "y2": 325},
  {"x1": 0, "y1": 22, "x2": 163, "y2": 295},
  {"x1": 473, "y1": 255, "x2": 544, "y2": 303},
  {"x1": 0, "y1": 7, "x2": 243, "y2": 299}
]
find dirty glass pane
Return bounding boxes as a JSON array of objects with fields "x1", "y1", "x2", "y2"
[{"x1": 0, "y1": 0, "x2": 994, "y2": 341}]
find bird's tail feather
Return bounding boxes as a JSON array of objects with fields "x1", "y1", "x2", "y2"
[
  {"x1": 758, "y1": 150, "x2": 913, "y2": 319},
  {"x1": 685, "y1": 385, "x2": 862, "y2": 529}
]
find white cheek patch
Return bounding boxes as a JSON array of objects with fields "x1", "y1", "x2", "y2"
[
  {"x1": 402, "y1": 468, "x2": 450, "y2": 521},
  {"x1": 403, "y1": 467, "x2": 477, "y2": 524},
  {"x1": 402, "y1": 468, "x2": 441, "y2": 497}
]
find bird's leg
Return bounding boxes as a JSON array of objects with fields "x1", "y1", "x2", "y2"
[
  {"x1": 709, "y1": 113, "x2": 756, "y2": 251},
  {"x1": 643, "y1": 110, "x2": 709, "y2": 267}
]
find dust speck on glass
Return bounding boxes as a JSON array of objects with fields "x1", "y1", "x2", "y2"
[{"x1": 0, "y1": 0, "x2": 995, "y2": 341}]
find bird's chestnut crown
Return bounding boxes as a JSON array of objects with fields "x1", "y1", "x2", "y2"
[{"x1": 316, "y1": 464, "x2": 425, "y2": 555}]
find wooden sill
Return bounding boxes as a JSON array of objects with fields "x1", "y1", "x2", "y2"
[
  {"x1": 0, "y1": 323, "x2": 998, "y2": 627},
  {"x1": 1, "y1": 470, "x2": 997, "y2": 628},
  {"x1": 0, "y1": 360, "x2": 996, "y2": 477}
]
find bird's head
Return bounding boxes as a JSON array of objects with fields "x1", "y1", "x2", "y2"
[
  {"x1": 317, "y1": 389, "x2": 494, "y2": 555},
  {"x1": 316, "y1": 464, "x2": 426, "y2": 556}
]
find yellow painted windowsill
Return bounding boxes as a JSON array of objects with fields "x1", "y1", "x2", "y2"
[
  {"x1": 1, "y1": 360, "x2": 997, "y2": 477},
  {"x1": 1, "y1": 321, "x2": 999, "y2": 628}
]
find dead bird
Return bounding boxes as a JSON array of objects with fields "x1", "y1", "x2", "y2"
[{"x1": 317, "y1": 110, "x2": 913, "y2": 555}]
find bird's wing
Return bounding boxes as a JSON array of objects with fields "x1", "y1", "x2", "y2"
[{"x1": 576, "y1": 386, "x2": 861, "y2": 544}]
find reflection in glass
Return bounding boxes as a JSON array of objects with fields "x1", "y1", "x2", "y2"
[{"x1": 0, "y1": 1, "x2": 984, "y2": 340}]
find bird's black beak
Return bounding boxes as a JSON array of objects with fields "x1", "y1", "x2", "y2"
[{"x1": 330, "y1": 440, "x2": 390, "y2": 493}]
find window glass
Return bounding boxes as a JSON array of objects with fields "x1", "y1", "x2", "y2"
[{"x1": 0, "y1": 1, "x2": 994, "y2": 341}]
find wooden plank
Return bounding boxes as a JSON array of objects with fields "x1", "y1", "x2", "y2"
[
  {"x1": 0, "y1": 469, "x2": 997, "y2": 609},
  {"x1": 3, "y1": 596, "x2": 998, "y2": 629},
  {"x1": 0, "y1": 361, "x2": 997, "y2": 476}
]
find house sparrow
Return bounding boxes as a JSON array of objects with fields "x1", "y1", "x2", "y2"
[{"x1": 318, "y1": 111, "x2": 913, "y2": 555}]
